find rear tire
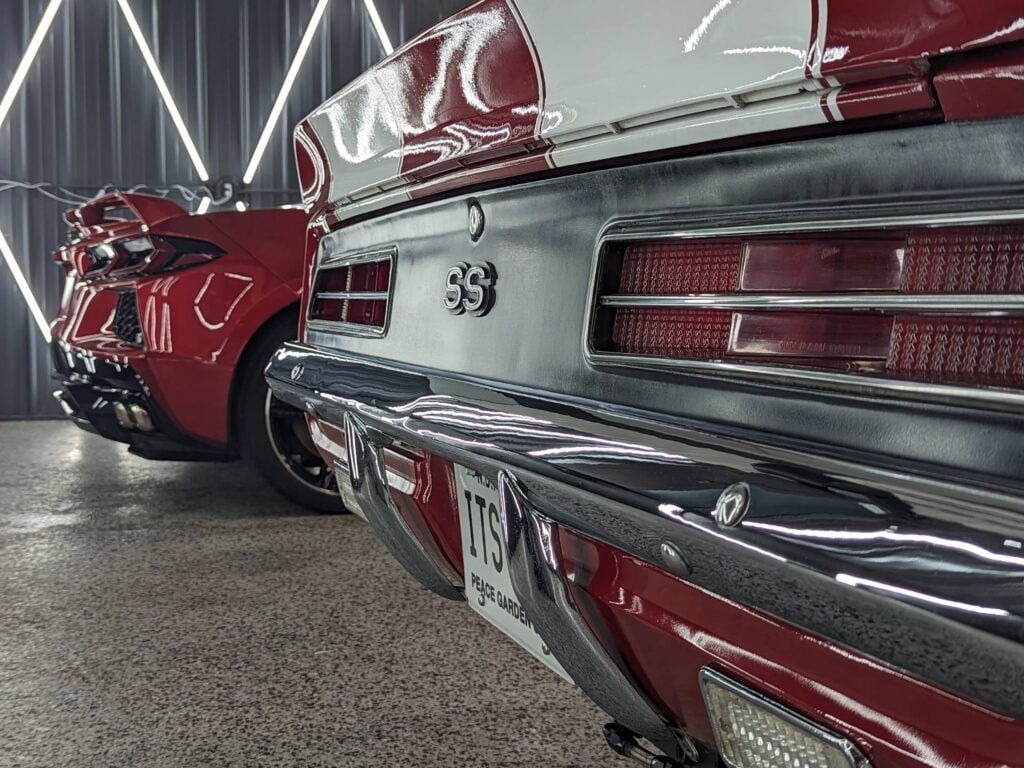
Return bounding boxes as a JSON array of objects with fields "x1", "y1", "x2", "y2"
[{"x1": 236, "y1": 315, "x2": 345, "y2": 513}]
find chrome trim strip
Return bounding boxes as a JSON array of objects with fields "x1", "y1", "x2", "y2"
[
  {"x1": 499, "y1": 470, "x2": 699, "y2": 763},
  {"x1": 601, "y1": 209, "x2": 1024, "y2": 242},
  {"x1": 320, "y1": 249, "x2": 393, "y2": 268},
  {"x1": 599, "y1": 293, "x2": 1024, "y2": 314},
  {"x1": 315, "y1": 291, "x2": 390, "y2": 302},
  {"x1": 585, "y1": 210, "x2": 1024, "y2": 412},
  {"x1": 699, "y1": 668, "x2": 870, "y2": 768},
  {"x1": 306, "y1": 246, "x2": 396, "y2": 338},
  {"x1": 588, "y1": 351, "x2": 1024, "y2": 411},
  {"x1": 306, "y1": 319, "x2": 390, "y2": 338}
]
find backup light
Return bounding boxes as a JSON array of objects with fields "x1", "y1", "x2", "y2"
[{"x1": 700, "y1": 669, "x2": 870, "y2": 768}]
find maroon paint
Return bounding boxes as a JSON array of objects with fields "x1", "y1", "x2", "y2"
[
  {"x1": 557, "y1": 528, "x2": 1024, "y2": 767},
  {"x1": 823, "y1": 1, "x2": 1024, "y2": 81},
  {"x1": 294, "y1": 118, "x2": 332, "y2": 217},
  {"x1": 835, "y1": 77, "x2": 938, "y2": 121},
  {"x1": 934, "y1": 42, "x2": 1024, "y2": 122},
  {"x1": 405, "y1": 150, "x2": 551, "y2": 202},
  {"x1": 52, "y1": 194, "x2": 308, "y2": 447},
  {"x1": 373, "y1": 0, "x2": 541, "y2": 181}
]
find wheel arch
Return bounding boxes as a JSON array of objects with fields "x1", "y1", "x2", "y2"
[{"x1": 227, "y1": 302, "x2": 301, "y2": 447}]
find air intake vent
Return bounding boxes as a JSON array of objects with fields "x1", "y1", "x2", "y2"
[
  {"x1": 588, "y1": 218, "x2": 1024, "y2": 406},
  {"x1": 113, "y1": 291, "x2": 143, "y2": 347},
  {"x1": 307, "y1": 248, "x2": 394, "y2": 336}
]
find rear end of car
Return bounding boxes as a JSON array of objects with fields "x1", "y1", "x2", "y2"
[
  {"x1": 268, "y1": 2, "x2": 1024, "y2": 765},
  {"x1": 52, "y1": 193, "x2": 303, "y2": 460}
]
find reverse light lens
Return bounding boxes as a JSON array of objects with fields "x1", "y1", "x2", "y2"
[{"x1": 700, "y1": 669, "x2": 869, "y2": 768}]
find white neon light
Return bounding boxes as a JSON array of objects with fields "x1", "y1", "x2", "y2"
[
  {"x1": 116, "y1": 0, "x2": 210, "y2": 181},
  {"x1": 362, "y1": 0, "x2": 394, "y2": 55},
  {"x1": 235, "y1": 201, "x2": 247, "y2": 212},
  {"x1": 0, "y1": 0, "x2": 64, "y2": 132},
  {"x1": 0, "y1": 227, "x2": 51, "y2": 341},
  {"x1": 242, "y1": 0, "x2": 331, "y2": 185},
  {"x1": 195, "y1": 196, "x2": 211, "y2": 215}
]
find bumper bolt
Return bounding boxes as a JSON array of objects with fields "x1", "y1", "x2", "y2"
[{"x1": 660, "y1": 542, "x2": 691, "y2": 577}]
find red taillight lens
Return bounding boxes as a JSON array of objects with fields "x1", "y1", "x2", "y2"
[
  {"x1": 890, "y1": 315, "x2": 1024, "y2": 388},
  {"x1": 308, "y1": 254, "x2": 392, "y2": 331},
  {"x1": 618, "y1": 240, "x2": 741, "y2": 294},
  {"x1": 611, "y1": 308, "x2": 733, "y2": 358},
  {"x1": 593, "y1": 223, "x2": 1024, "y2": 392}
]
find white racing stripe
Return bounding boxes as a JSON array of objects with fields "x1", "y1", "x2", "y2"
[{"x1": 512, "y1": 0, "x2": 816, "y2": 144}]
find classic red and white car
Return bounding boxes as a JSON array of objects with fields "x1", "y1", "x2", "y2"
[
  {"x1": 268, "y1": 2, "x2": 1024, "y2": 765},
  {"x1": 52, "y1": 193, "x2": 339, "y2": 511}
]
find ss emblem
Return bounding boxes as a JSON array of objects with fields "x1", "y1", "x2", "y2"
[{"x1": 443, "y1": 262, "x2": 496, "y2": 316}]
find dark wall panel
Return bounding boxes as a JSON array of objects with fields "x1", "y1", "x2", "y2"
[{"x1": 0, "y1": 0, "x2": 471, "y2": 418}]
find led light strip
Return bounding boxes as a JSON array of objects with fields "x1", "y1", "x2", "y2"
[
  {"x1": 362, "y1": 0, "x2": 394, "y2": 55},
  {"x1": 242, "y1": 0, "x2": 331, "y2": 185},
  {"x1": 0, "y1": 0, "x2": 65, "y2": 342},
  {"x1": 116, "y1": 0, "x2": 210, "y2": 181},
  {"x1": 0, "y1": 228, "x2": 51, "y2": 341},
  {"x1": 0, "y1": 0, "x2": 64, "y2": 131}
]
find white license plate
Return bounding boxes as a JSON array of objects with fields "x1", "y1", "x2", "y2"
[{"x1": 456, "y1": 465, "x2": 572, "y2": 683}]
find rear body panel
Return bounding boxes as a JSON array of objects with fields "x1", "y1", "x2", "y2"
[
  {"x1": 270, "y1": 117, "x2": 1024, "y2": 765},
  {"x1": 52, "y1": 196, "x2": 306, "y2": 453}
]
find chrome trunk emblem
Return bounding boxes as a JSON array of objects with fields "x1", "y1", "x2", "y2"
[{"x1": 715, "y1": 483, "x2": 750, "y2": 528}]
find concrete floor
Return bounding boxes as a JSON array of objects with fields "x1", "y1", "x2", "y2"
[{"x1": 0, "y1": 421, "x2": 620, "y2": 768}]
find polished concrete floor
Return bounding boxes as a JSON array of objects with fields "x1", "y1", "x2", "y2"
[{"x1": 0, "y1": 421, "x2": 620, "y2": 768}]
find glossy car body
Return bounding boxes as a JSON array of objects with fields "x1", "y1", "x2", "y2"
[
  {"x1": 52, "y1": 193, "x2": 306, "y2": 460},
  {"x1": 269, "y1": 2, "x2": 1024, "y2": 765}
]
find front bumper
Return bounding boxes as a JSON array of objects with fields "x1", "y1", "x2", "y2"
[
  {"x1": 52, "y1": 342, "x2": 230, "y2": 461},
  {"x1": 268, "y1": 344, "x2": 1024, "y2": 766}
]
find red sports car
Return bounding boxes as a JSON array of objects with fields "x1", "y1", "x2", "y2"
[
  {"x1": 52, "y1": 192, "x2": 339, "y2": 511},
  {"x1": 268, "y1": 1, "x2": 1024, "y2": 766}
]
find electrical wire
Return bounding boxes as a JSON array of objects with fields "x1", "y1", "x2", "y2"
[{"x1": 0, "y1": 179, "x2": 229, "y2": 207}]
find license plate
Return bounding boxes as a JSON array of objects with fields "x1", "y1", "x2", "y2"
[{"x1": 456, "y1": 465, "x2": 572, "y2": 683}]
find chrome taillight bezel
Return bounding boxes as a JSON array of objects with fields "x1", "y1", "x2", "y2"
[
  {"x1": 584, "y1": 209, "x2": 1024, "y2": 412},
  {"x1": 306, "y1": 246, "x2": 396, "y2": 338}
]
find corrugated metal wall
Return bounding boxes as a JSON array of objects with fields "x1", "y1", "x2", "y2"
[{"x1": 0, "y1": 0, "x2": 471, "y2": 418}]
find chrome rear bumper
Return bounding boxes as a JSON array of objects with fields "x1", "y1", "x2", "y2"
[{"x1": 267, "y1": 343, "x2": 1024, "y2": 723}]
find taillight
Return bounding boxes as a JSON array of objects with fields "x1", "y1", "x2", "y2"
[
  {"x1": 294, "y1": 121, "x2": 327, "y2": 213},
  {"x1": 589, "y1": 222, "x2": 1024, "y2": 395},
  {"x1": 307, "y1": 249, "x2": 394, "y2": 334},
  {"x1": 81, "y1": 235, "x2": 225, "y2": 278}
]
